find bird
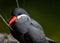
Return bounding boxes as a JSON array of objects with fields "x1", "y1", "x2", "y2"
[{"x1": 9, "y1": 8, "x2": 56, "y2": 43}]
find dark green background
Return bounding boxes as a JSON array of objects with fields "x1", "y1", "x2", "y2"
[{"x1": 0, "y1": 0, "x2": 60, "y2": 43}]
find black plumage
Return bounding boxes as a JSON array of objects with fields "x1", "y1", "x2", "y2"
[{"x1": 9, "y1": 8, "x2": 56, "y2": 43}]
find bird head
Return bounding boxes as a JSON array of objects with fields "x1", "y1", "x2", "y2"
[{"x1": 9, "y1": 8, "x2": 29, "y2": 25}]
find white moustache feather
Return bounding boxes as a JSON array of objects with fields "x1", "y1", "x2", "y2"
[{"x1": 17, "y1": 14, "x2": 31, "y2": 21}]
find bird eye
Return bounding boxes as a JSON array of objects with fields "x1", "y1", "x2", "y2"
[{"x1": 18, "y1": 14, "x2": 21, "y2": 15}]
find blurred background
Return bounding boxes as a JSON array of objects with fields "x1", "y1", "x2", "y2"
[{"x1": 0, "y1": 0, "x2": 60, "y2": 43}]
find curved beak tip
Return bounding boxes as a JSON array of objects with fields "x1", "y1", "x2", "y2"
[{"x1": 9, "y1": 16, "x2": 17, "y2": 25}]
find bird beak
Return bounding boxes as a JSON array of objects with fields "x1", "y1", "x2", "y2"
[{"x1": 9, "y1": 16, "x2": 17, "y2": 25}]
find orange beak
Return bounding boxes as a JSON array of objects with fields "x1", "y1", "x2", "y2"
[{"x1": 9, "y1": 16, "x2": 17, "y2": 25}]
